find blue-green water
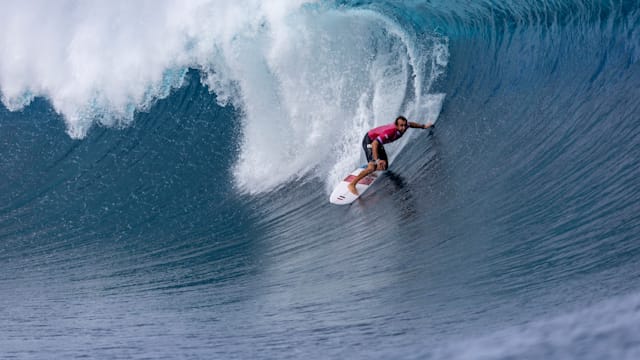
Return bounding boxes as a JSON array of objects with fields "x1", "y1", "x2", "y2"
[{"x1": 1, "y1": 1, "x2": 639, "y2": 358}]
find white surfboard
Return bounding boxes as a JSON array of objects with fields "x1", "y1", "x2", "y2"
[{"x1": 329, "y1": 167, "x2": 384, "y2": 205}]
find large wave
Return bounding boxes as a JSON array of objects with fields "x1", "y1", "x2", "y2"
[
  {"x1": 0, "y1": 0, "x2": 448, "y2": 193},
  {"x1": 2, "y1": 1, "x2": 640, "y2": 359}
]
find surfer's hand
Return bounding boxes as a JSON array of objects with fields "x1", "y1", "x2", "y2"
[{"x1": 377, "y1": 160, "x2": 387, "y2": 170}]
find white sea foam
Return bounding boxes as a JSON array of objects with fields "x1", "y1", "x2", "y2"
[
  {"x1": 427, "y1": 290, "x2": 640, "y2": 360},
  {"x1": 0, "y1": 1, "x2": 448, "y2": 193}
]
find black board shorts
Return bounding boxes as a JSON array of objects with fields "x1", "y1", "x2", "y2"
[{"x1": 362, "y1": 134, "x2": 388, "y2": 164}]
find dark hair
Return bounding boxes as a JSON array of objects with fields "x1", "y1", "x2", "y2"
[{"x1": 394, "y1": 116, "x2": 408, "y2": 125}]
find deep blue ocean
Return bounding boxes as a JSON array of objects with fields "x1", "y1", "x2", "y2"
[{"x1": 1, "y1": 0, "x2": 640, "y2": 359}]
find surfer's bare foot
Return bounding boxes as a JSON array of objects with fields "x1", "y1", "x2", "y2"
[{"x1": 347, "y1": 183, "x2": 359, "y2": 195}]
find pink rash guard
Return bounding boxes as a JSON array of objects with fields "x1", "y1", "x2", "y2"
[{"x1": 367, "y1": 123, "x2": 403, "y2": 145}]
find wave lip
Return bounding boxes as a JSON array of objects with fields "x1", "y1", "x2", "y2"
[
  {"x1": 0, "y1": 1, "x2": 202, "y2": 137},
  {"x1": 0, "y1": 1, "x2": 448, "y2": 194}
]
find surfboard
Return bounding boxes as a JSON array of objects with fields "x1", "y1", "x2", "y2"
[{"x1": 329, "y1": 167, "x2": 384, "y2": 205}]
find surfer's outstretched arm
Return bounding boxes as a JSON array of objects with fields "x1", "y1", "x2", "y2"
[{"x1": 409, "y1": 121, "x2": 434, "y2": 129}]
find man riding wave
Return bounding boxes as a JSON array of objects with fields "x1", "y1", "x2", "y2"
[{"x1": 348, "y1": 116, "x2": 434, "y2": 195}]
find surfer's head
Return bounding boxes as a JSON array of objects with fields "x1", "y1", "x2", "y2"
[{"x1": 395, "y1": 116, "x2": 408, "y2": 133}]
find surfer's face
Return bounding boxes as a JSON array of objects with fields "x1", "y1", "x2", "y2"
[{"x1": 396, "y1": 120, "x2": 408, "y2": 133}]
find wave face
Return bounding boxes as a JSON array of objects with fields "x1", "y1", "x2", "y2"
[{"x1": 1, "y1": 0, "x2": 640, "y2": 359}]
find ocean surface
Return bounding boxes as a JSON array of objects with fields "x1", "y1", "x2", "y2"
[{"x1": 1, "y1": 0, "x2": 640, "y2": 359}]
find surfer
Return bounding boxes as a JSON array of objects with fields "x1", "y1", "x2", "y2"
[{"x1": 347, "y1": 116, "x2": 434, "y2": 195}]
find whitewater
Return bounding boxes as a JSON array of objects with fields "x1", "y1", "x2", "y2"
[
  {"x1": 1, "y1": 0, "x2": 639, "y2": 359},
  {"x1": 0, "y1": 0, "x2": 448, "y2": 193}
]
